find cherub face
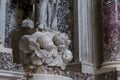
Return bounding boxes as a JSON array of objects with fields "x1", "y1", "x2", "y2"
[
  {"x1": 62, "y1": 49, "x2": 73, "y2": 63},
  {"x1": 53, "y1": 35, "x2": 65, "y2": 51},
  {"x1": 53, "y1": 33, "x2": 71, "y2": 51},
  {"x1": 57, "y1": 43, "x2": 66, "y2": 52}
]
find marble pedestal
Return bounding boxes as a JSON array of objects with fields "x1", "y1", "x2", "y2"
[
  {"x1": 95, "y1": 61, "x2": 120, "y2": 80},
  {"x1": 28, "y1": 74, "x2": 73, "y2": 80},
  {"x1": 95, "y1": 68, "x2": 120, "y2": 80}
]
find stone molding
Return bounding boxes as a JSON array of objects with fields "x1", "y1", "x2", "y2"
[
  {"x1": 102, "y1": 61, "x2": 120, "y2": 69},
  {"x1": 0, "y1": 70, "x2": 23, "y2": 80}
]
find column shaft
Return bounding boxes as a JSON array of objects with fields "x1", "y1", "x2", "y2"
[{"x1": 102, "y1": 0, "x2": 120, "y2": 68}]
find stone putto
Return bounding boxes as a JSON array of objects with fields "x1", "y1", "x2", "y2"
[{"x1": 19, "y1": 30, "x2": 73, "y2": 70}]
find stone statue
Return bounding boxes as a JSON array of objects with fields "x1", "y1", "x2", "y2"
[
  {"x1": 48, "y1": 32, "x2": 73, "y2": 70},
  {"x1": 36, "y1": 0, "x2": 59, "y2": 31},
  {"x1": 28, "y1": 32, "x2": 58, "y2": 65},
  {"x1": 19, "y1": 4, "x2": 73, "y2": 79},
  {"x1": 19, "y1": 30, "x2": 73, "y2": 70},
  {"x1": 19, "y1": 2, "x2": 73, "y2": 76}
]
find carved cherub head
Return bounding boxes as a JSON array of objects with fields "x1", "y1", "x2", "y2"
[
  {"x1": 53, "y1": 33, "x2": 71, "y2": 51},
  {"x1": 62, "y1": 49, "x2": 73, "y2": 64}
]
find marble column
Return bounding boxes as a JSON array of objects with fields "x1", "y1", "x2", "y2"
[
  {"x1": 102, "y1": 0, "x2": 120, "y2": 68},
  {"x1": 73, "y1": 0, "x2": 94, "y2": 73},
  {"x1": 0, "y1": 0, "x2": 6, "y2": 46}
]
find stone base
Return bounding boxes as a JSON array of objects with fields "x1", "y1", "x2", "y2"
[
  {"x1": 102, "y1": 61, "x2": 120, "y2": 68},
  {"x1": 95, "y1": 68, "x2": 120, "y2": 80},
  {"x1": 28, "y1": 74, "x2": 73, "y2": 80}
]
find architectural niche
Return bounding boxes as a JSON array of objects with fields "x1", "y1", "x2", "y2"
[{"x1": 2, "y1": 0, "x2": 119, "y2": 80}]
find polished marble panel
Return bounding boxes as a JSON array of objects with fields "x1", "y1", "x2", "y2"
[
  {"x1": 102, "y1": 0, "x2": 120, "y2": 62},
  {"x1": 0, "y1": 52, "x2": 13, "y2": 71}
]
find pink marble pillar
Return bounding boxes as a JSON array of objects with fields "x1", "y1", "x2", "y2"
[{"x1": 102, "y1": 0, "x2": 120, "y2": 68}]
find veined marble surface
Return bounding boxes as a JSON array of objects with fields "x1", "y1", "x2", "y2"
[
  {"x1": 0, "y1": 46, "x2": 13, "y2": 71},
  {"x1": 102, "y1": 0, "x2": 120, "y2": 62}
]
